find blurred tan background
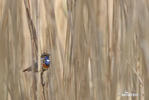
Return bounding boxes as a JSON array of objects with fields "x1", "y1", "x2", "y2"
[{"x1": 0, "y1": 0, "x2": 149, "y2": 100}]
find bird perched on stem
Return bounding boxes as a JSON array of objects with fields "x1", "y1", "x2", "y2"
[{"x1": 23, "y1": 53, "x2": 50, "y2": 72}]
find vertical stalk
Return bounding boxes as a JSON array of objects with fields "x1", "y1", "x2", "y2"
[{"x1": 36, "y1": 0, "x2": 41, "y2": 99}]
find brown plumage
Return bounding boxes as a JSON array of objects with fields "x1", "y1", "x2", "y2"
[{"x1": 23, "y1": 62, "x2": 38, "y2": 72}]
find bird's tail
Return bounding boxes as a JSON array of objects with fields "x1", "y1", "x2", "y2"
[{"x1": 23, "y1": 66, "x2": 32, "y2": 72}]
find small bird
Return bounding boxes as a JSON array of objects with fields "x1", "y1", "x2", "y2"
[{"x1": 23, "y1": 53, "x2": 50, "y2": 72}]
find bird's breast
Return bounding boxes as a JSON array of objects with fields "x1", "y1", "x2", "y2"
[{"x1": 42, "y1": 63, "x2": 49, "y2": 69}]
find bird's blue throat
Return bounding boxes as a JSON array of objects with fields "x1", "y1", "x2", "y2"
[{"x1": 44, "y1": 56, "x2": 50, "y2": 66}]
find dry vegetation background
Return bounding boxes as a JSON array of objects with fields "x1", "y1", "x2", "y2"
[{"x1": 0, "y1": 0, "x2": 149, "y2": 100}]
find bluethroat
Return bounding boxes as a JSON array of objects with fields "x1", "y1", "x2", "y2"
[{"x1": 23, "y1": 53, "x2": 50, "y2": 72}]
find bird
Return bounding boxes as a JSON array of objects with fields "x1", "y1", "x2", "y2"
[{"x1": 23, "y1": 53, "x2": 50, "y2": 72}]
